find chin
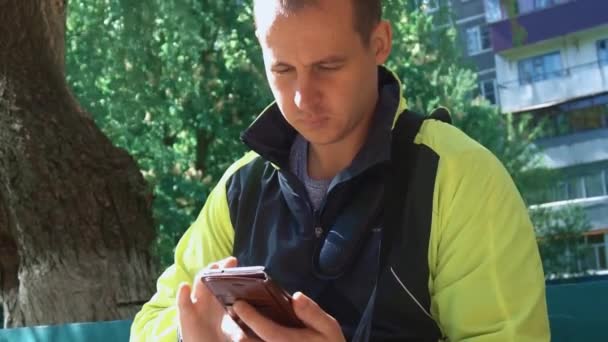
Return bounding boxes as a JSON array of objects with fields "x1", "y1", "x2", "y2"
[{"x1": 301, "y1": 133, "x2": 340, "y2": 146}]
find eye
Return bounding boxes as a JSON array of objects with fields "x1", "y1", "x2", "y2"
[
  {"x1": 272, "y1": 66, "x2": 293, "y2": 75},
  {"x1": 317, "y1": 63, "x2": 343, "y2": 72}
]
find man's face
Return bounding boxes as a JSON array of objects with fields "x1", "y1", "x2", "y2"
[{"x1": 255, "y1": 0, "x2": 390, "y2": 146}]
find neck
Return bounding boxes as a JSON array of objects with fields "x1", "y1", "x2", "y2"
[{"x1": 307, "y1": 109, "x2": 376, "y2": 180}]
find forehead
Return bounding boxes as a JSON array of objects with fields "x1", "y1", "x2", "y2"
[
  {"x1": 254, "y1": 0, "x2": 352, "y2": 26},
  {"x1": 255, "y1": 0, "x2": 359, "y2": 61}
]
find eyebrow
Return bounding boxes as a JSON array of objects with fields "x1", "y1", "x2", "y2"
[
  {"x1": 315, "y1": 55, "x2": 347, "y2": 64},
  {"x1": 271, "y1": 55, "x2": 347, "y2": 68}
]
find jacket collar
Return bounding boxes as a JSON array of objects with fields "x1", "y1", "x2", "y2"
[{"x1": 241, "y1": 66, "x2": 406, "y2": 177}]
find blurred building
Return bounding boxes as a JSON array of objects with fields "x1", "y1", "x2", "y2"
[
  {"x1": 451, "y1": 0, "x2": 500, "y2": 105},
  {"x1": 449, "y1": 0, "x2": 608, "y2": 271}
]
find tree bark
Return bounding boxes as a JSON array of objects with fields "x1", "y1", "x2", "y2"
[{"x1": 0, "y1": 0, "x2": 157, "y2": 327}]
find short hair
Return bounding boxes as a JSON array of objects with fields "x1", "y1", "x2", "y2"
[{"x1": 254, "y1": 0, "x2": 382, "y2": 45}]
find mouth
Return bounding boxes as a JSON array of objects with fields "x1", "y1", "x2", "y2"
[{"x1": 300, "y1": 116, "x2": 328, "y2": 127}]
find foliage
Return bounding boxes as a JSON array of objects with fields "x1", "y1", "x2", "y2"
[
  {"x1": 531, "y1": 205, "x2": 592, "y2": 278},
  {"x1": 66, "y1": 0, "x2": 271, "y2": 267}
]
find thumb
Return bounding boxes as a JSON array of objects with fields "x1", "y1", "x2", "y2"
[
  {"x1": 292, "y1": 292, "x2": 340, "y2": 334},
  {"x1": 216, "y1": 256, "x2": 238, "y2": 269},
  {"x1": 192, "y1": 256, "x2": 237, "y2": 303},
  {"x1": 187, "y1": 256, "x2": 240, "y2": 325}
]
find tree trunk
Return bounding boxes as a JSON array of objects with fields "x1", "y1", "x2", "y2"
[{"x1": 0, "y1": 0, "x2": 157, "y2": 327}]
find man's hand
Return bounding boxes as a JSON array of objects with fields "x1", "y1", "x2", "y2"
[
  {"x1": 233, "y1": 291, "x2": 346, "y2": 342},
  {"x1": 176, "y1": 256, "x2": 239, "y2": 342}
]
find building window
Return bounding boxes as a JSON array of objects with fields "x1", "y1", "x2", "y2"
[
  {"x1": 484, "y1": 0, "x2": 504, "y2": 22},
  {"x1": 598, "y1": 39, "x2": 608, "y2": 65},
  {"x1": 553, "y1": 178, "x2": 582, "y2": 201},
  {"x1": 466, "y1": 25, "x2": 491, "y2": 55},
  {"x1": 517, "y1": 0, "x2": 535, "y2": 14},
  {"x1": 605, "y1": 168, "x2": 608, "y2": 194},
  {"x1": 550, "y1": 178, "x2": 584, "y2": 201},
  {"x1": 527, "y1": 0, "x2": 570, "y2": 13},
  {"x1": 485, "y1": 0, "x2": 572, "y2": 22},
  {"x1": 569, "y1": 104, "x2": 607, "y2": 133},
  {"x1": 517, "y1": 0, "x2": 557, "y2": 14},
  {"x1": 553, "y1": 170, "x2": 608, "y2": 202},
  {"x1": 479, "y1": 79, "x2": 497, "y2": 105},
  {"x1": 425, "y1": 0, "x2": 439, "y2": 12},
  {"x1": 417, "y1": 0, "x2": 439, "y2": 12},
  {"x1": 535, "y1": 95, "x2": 608, "y2": 138},
  {"x1": 584, "y1": 234, "x2": 608, "y2": 271},
  {"x1": 518, "y1": 51, "x2": 563, "y2": 84},
  {"x1": 584, "y1": 173, "x2": 605, "y2": 198},
  {"x1": 567, "y1": 178, "x2": 585, "y2": 200},
  {"x1": 555, "y1": 181, "x2": 569, "y2": 201}
]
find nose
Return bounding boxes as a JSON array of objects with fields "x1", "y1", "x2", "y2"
[{"x1": 294, "y1": 73, "x2": 321, "y2": 114}]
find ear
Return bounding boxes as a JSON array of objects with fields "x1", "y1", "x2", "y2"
[{"x1": 371, "y1": 20, "x2": 393, "y2": 65}]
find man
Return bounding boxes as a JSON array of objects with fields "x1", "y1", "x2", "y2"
[{"x1": 131, "y1": 0, "x2": 550, "y2": 341}]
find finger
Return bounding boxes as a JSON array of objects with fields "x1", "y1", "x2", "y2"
[
  {"x1": 235, "y1": 336, "x2": 263, "y2": 342},
  {"x1": 292, "y1": 292, "x2": 341, "y2": 334},
  {"x1": 233, "y1": 300, "x2": 295, "y2": 341},
  {"x1": 217, "y1": 256, "x2": 238, "y2": 269},
  {"x1": 177, "y1": 283, "x2": 199, "y2": 339},
  {"x1": 222, "y1": 316, "x2": 262, "y2": 342},
  {"x1": 192, "y1": 256, "x2": 237, "y2": 304},
  {"x1": 191, "y1": 271, "x2": 218, "y2": 308},
  {"x1": 206, "y1": 256, "x2": 238, "y2": 271},
  {"x1": 231, "y1": 333, "x2": 262, "y2": 342},
  {"x1": 177, "y1": 282, "x2": 194, "y2": 315},
  {"x1": 191, "y1": 268, "x2": 229, "y2": 328},
  {"x1": 221, "y1": 313, "x2": 245, "y2": 341}
]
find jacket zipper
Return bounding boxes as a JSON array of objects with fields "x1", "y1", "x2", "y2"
[{"x1": 313, "y1": 209, "x2": 323, "y2": 239}]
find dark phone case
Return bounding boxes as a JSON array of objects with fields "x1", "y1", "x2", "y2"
[{"x1": 201, "y1": 268, "x2": 305, "y2": 338}]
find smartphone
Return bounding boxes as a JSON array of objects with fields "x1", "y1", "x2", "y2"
[{"x1": 200, "y1": 266, "x2": 305, "y2": 338}]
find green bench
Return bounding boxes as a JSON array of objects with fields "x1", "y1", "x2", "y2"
[
  {"x1": 1, "y1": 277, "x2": 607, "y2": 341},
  {"x1": 0, "y1": 319, "x2": 132, "y2": 342},
  {"x1": 546, "y1": 276, "x2": 608, "y2": 342}
]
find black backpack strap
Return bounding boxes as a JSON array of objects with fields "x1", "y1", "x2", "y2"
[
  {"x1": 429, "y1": 106, "x2": 452, "y2": 125},
  {"x1": 351, "y1": 110, "x2": 427, "y2": 341},
  {"x1": 384, "y1": 107, "x2": 450, "y2": 260},
  {"x1": 380, "y1": 110, "x2": 428, "y2": 274},
  {"x1": 352, "y1": 108, "x2": 452, "y2": 341}
]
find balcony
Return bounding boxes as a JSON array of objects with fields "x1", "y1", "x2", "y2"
[
  {"x1": 498, "y1": 60, "x2": 608, "y2": 113},
  {"x1": 532, "y1": 196, "x2": 608, "y2": 233},
  {"x1": 536, "y1": 128, "x2": 608, "y2": 169},
  {"x1": 487, "y1": 0, "x2": 608, "y2": 53},
  {"x1": 485, "y1": 0, "x2": 574, "y2": 23}
]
